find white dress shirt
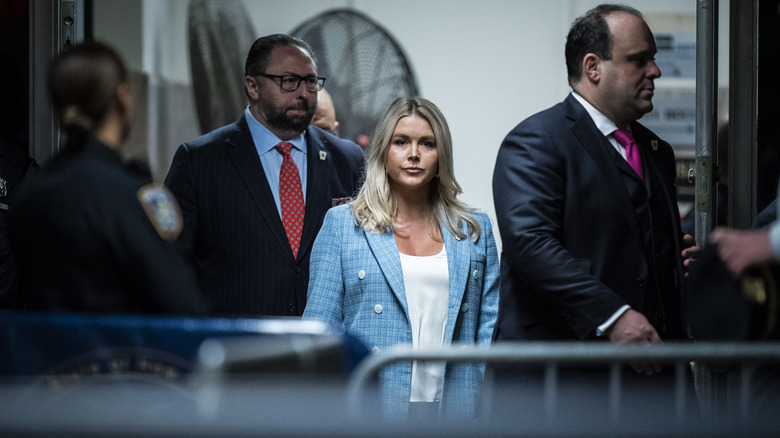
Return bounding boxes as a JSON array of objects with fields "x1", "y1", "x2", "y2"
[{"x1": 400, "y1": 245, "x2": 449, "y2": 402}]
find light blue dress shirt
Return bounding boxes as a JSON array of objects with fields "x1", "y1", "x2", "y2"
[{"x1": 245, "y1": 106, "x2": 307, "y2": 218}]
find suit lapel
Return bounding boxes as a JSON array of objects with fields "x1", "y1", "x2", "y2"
[
  {"x1": 564, "y1": 96, "x2": 644, "y2": 250},
  {"x1": 631, "y1": 125, "x2": 663, "y2": 194},
  {"x1": 631, "y1": 124, "x2": 687, "y2": 285},
  {"x1": 299, "y1": 127, "x2": 330, "y2": 260},
  {"x1": 364, "y1": 229, "x2": 409, "y2": 316},
  {"x1": 225, "y1": 116, "x2": 292, "y2": 258},
  {"x1": 615, "y1": 148, "x2": 646, "y2": 186}
]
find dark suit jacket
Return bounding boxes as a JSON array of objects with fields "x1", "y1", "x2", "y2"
[
  {"x1": 492, "y1": 94, "x2": 686, "y2": 342},
  {"x1": 8, "y1": 139, "x2": 206, "y2": 315},
  {"x1": 165, "y1": 116, "x2": 365, "y2": 316}
]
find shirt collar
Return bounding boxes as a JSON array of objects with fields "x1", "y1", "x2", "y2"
[
  {"x1": 245, "y1": 106, "x2": 307, "y2": 156},
  {"x1": 570, "y1": 92, "x2": 630, "y2": 138}
]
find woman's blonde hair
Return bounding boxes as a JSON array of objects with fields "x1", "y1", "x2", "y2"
[{"x1": 350, "y1": 97, "x2": 481, "y2": 242}]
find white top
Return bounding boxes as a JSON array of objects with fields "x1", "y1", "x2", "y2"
[{"x1": 400, "y1": 245, "x2": 449, "y2": 402}]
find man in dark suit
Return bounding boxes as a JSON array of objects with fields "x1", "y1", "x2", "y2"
[
  {"x1": 492, "y1": 0, "x2": 698, "y2": 384},
  {"x1": 165, "y1": 34, "x2": 365, "y2": 317},
  {"x1": 490, "y1": 5, "x2": 699, "y2": 425}
]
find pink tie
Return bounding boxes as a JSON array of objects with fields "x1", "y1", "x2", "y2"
[
  {"x1": 276, "y1": 142, "x2": 305, "y2": 258},
  {"x1": 613, "y1": 129, "x2": 643, "y2": 180}
]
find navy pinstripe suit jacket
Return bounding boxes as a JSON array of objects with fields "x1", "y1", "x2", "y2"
[{"x1": 165, "y1": 115, "x2": 365, "y2": 316}]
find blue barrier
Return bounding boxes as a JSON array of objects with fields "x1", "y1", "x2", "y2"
[{"x1": 0, "y1": 310, "x2": 368, "y2": 380}]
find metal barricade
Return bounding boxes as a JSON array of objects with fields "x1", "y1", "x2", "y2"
[{"x1": 346, "y1": 341, "x2": 780, "y2": 430}]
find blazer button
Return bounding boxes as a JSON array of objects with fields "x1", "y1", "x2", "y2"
[
  {"x1": 372, "y1": 346, "x2": 381, "y2": 355},
  {"x1": 374, "y1": 304, "x2": 383, "y2": 314},
  {"x1": 358, "y1": 270, "x2": 366, "y2": 280},
  {"x1": 287, "y1": 303, "x2": 296, "y2": 312},
  {"x1": 461, "y1": 303, "x2": 469, "y2": 312}
]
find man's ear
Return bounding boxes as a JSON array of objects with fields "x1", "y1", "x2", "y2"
[
  {"x1": 245, "y1": 76, "x2": 260, "y2": 100},
  {"x1": 582, "y1": 53, "x2": 602, "y2": 84}
]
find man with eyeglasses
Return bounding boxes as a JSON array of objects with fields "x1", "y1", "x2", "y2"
[{"x1": 165, "y1": 34, "x2": 365, "y2": 317}]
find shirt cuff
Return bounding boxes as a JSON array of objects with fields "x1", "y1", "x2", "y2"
[
  {"x1": 770, "y1": 221, "x2": 780, "y2": 262},
  {"x1": 595, "y1": 305, "x2": 631, "y2": 337}
]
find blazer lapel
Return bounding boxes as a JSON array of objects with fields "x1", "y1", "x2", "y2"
[
  {"x1": 364, "y1": 223, "x2": 470, "y2": 331},
  {"x1": 564, "y1": 96, "x2": 644, "y2": 250},
  {"x1": 631, "y1": 124, "x2": 687, "y2": 284},
  {"x1": 443, "y1": 224, "x2": 469, "y2": 343},
  {"x1": 631, "y1": 125, "x2": 663, "y2": 195},
  {"x1": 364, "y1": 229, "x2": 409, "y2": 317},
  {"x1": 299, "y1": 127, "x2": 330, "y2": 260},
  {"x1": 225, "y1": 116, "x2": 291, "y2": 257},
  {"x1": 614, "y1": 148, "x2": 646, "y2": 186}
]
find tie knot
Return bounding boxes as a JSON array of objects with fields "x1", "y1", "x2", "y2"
[
  {"x1": 612, "y1": 129, "x2": 635, "y2": 148},
  {"x1": 275, "y1": 142, "x2": 293, "y2": 156}
]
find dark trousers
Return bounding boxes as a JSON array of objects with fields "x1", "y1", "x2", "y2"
[{"x1": 483, "y1": 362, "x2": 698, "y2": 434}]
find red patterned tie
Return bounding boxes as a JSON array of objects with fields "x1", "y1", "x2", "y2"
[
  {"x1": 613, "y1": 129, "x2": 643, "y2": 180},
  {"x1": 276, "y1": 142, "x2": 305, "y2": 258}
]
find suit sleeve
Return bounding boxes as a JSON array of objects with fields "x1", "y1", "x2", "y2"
[
  {"x1": 477, "y1": 215, "x2": 500, "y2": 345},
  {"x1": 770, "y1": 218, "x2": 780, "y2": 261},
  {"x1": 164, "y1": 144, "x2": 198, "y2": 256},
  {"x1": 302, "y1": 207, "x2": 346, "y2": 325},
  {"x1": 493, "y1": 122, "x2": 626, "y2": 338}
]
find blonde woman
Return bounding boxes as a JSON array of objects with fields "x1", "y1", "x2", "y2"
[{"x1": 303, "y1": 97, "x2": 498, "y2": 417}]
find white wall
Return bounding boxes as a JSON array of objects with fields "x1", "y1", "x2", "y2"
[{"x1": 96, "y1": 0, "x2": 724, "y2": 249}]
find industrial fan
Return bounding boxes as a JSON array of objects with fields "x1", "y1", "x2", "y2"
[{"x1": 291, "y1": 9, "x2": 420, "y2": 145}]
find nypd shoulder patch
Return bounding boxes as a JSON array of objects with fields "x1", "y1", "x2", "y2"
[{"x1": 137, "y1": 184, "x2": 183, "y2": 241}]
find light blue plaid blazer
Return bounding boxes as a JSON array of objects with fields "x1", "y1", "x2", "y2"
[{"x1": 303, "y1": 204, "x2": 499, "y2": 416}]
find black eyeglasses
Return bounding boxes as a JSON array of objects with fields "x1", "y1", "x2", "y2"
[{"x1": 259, "y1": 74, "x2": 326, "y2": 92}]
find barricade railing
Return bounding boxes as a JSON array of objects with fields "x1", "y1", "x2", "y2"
[{"x1": 346, "y1": 341, "x2": 780, "y2": 427}]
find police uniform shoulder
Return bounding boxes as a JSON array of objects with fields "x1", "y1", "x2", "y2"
[
  {"x1": 124, "y1": 159, "x2": 153, "y2": 183},
  {"x1": 137, "y1": 184, "x2": 183, "y2": 241}
]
